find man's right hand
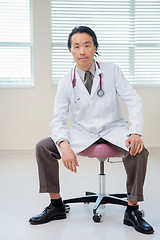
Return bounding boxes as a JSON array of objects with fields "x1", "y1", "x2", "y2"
[{"x1": 59, "y1": 141, "x2": 79, "y2": 173}]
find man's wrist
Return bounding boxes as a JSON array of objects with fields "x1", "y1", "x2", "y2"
[
  {"x1": 59, "y1": 140, "x2": 68, "y2": 146},
  {"x1": 56, "y1": 138, "x2": 69, "y2": 146},
  {"x1": 130, "y1": 133, "x2": 142, "y2": 137}
]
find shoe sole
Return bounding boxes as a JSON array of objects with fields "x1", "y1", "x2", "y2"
[
  {"x1": 123, "y1": 219, "x2": 154, "y2": 234},
  {"x1": 29, "y1": 214, "x2": 67, "y2": 225}
]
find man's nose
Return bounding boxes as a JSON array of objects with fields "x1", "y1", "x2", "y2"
[{"x1": 79, "y1": 47, "x2": 85, "y2": 55}]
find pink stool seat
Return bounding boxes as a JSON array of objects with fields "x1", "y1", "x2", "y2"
[{"x1": 78, "y1": 143, "x2": 124, "y2": 158}]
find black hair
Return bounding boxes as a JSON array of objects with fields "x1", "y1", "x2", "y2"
[{"x1": 67, "y1": 26, "x2": 99, "y2": 56}]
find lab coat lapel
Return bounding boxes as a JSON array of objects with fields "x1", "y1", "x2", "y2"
[{"x1": 91, "y1": 66, "x2": 102, "y2": 96}]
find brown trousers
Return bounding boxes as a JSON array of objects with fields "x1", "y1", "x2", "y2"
[{"x1": 36, "y1": 137, "x2": 149, "y2": 202}]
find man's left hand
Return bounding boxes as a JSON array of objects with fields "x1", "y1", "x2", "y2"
[{"x1": 125, "y1": 134, "x2": 144, "y2": 156}]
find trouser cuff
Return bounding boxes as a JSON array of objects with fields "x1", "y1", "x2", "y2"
[
  {"x1": 127, "y1": 194, "x2": 144, "y2": 202},
  {"x1": 39, "y1": 187, "x2": 60, "y2": 193}
]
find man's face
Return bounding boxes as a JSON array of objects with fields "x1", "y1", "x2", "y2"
[{"x1": 69, "y1": 32, "x2": 96, "y2": 71}]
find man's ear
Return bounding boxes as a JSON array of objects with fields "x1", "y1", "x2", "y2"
[{"x1": 69, "y1": 48, "x2": 71, "y2": 53}]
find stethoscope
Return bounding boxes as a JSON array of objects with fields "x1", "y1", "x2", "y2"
[{"x1": 72, "y1": 61, "x2": 104, "y2": 97}]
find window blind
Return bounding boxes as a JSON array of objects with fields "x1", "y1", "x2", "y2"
[
  {"x1": 0, "y1": 0, "x2": 33, "y2": 87},
  {"x1": 51, "y1": 0, "x2": 160, "y2": 86}
]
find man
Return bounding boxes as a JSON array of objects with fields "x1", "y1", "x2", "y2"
[{"x1": 29, "y1": 26, "x2": 154, "y2": 234}]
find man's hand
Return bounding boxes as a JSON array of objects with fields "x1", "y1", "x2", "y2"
[
  {"x1": 60, "y1": 141, "x2": 79, "y2": 173},
  {"x1": 125, "y1": 134, "x2": 144, "y2": 156}
]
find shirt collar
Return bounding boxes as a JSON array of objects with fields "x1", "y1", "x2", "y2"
[{"x1": 77, "y1": 61, "x2": 96, "y2": 82}]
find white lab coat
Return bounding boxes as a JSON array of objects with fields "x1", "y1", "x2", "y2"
[{"x1": 50, "y1": 62, "x2": 143, "y2": 155}]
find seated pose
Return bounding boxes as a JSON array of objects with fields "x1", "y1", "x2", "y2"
[{"x1": 29, "y1": 26, "x2": 154, "y2": 235}]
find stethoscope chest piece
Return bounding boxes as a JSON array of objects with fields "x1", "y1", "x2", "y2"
[{"x1": 97, "y1": 89, "x2": 104, "y2": 97}]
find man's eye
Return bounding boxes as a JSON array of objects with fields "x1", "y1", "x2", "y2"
[{"x1": 74, "y1": 46, "x2": 79, "y2": 49}]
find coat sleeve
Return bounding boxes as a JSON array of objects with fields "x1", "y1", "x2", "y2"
[
  {"x1": 50, "y1": 74, "x2": 70, "y2": 143},
  {"x1": 114, "y1": 64, "x2": 143, "y2": 136}
]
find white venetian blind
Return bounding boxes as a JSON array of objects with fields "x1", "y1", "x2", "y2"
[
  {"x1": 0, "y1": 0, "x2": 33, "y2": 87},
  {"x1": 51, "y1": 0, "x2": 160, "y2": 86}
]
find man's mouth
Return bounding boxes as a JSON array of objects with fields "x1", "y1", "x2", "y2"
[{"x1": 79, "y1": 57, "x2": 87, "y2": 60}]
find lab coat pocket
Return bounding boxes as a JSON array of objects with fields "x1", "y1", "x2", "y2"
[
  {"x1": 101, "y1": 91, "x2": 116, "y2": 110},
  {"x1": 99, "y1": 90, "x2": 122, "y2": 122}
]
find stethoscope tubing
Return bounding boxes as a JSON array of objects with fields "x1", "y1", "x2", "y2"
[{"x1": 72, "y1": 61, "x2": 104, "y2": 97}]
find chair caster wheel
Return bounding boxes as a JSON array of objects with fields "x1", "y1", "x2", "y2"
[
  {"x1": 65, "y1": 204, "x2": 70, "y2": 213},
  {"x1": 93, "y1": 213, "x2": 102, "y2": 223}
]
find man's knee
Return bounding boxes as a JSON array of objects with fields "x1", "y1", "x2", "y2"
[
  {"x1": 35, "y1": 138, "x2": 53, "y2": 160},
  {"x1": 133, "y1": 147, "x2": 149, "y2": 171},
  {"x1": 139, "y1": 146, "x2": 149, "y2": 160},
  {"x1": 36, "y1": 137, "x2": 60, "y2": 160},
  {"x1": 36, "y1": 139, "x2": 46, "y2": 155},
  {"x1": 36, "y1": 137, "x2": 54, "y2": 152}
]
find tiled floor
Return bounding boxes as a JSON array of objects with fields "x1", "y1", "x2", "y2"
[{"x1": 0, "y1": 148, "x2": 159, "y2": 240}]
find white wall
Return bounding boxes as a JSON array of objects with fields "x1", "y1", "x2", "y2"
[{"x1": 0, "y1": 0, "x2": 160, "y2": 150}]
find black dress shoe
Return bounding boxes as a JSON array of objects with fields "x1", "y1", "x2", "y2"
[
  {"x1": 123, "y1": 208, "x2": 154, "y2": 234},
  {"x1": 29, "y1": 203, "x2": 66, "y2": 225}
]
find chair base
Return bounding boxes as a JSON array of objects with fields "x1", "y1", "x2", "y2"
[
  {"x1": 63, "y1": 191, "x2": 128, "y2": 221},
  {"x1": 63, "y1": 154, "x2": 128, "y2": 222}
]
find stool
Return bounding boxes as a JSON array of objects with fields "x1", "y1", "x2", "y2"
[{"x1": 63, "y1": 143, "x2": 128, "y2": 222}]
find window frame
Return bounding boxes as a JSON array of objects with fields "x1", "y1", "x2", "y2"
[
  {"x1": 0, "y1": 0, "x2": 34, "y2": 88},
  {"x1": 50, "y1": 0, "x2": 160, "y2": 88}
]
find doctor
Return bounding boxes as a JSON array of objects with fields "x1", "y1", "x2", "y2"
[{"x1": 29, "y1": 26, "x2": 154, "y2": 234}]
